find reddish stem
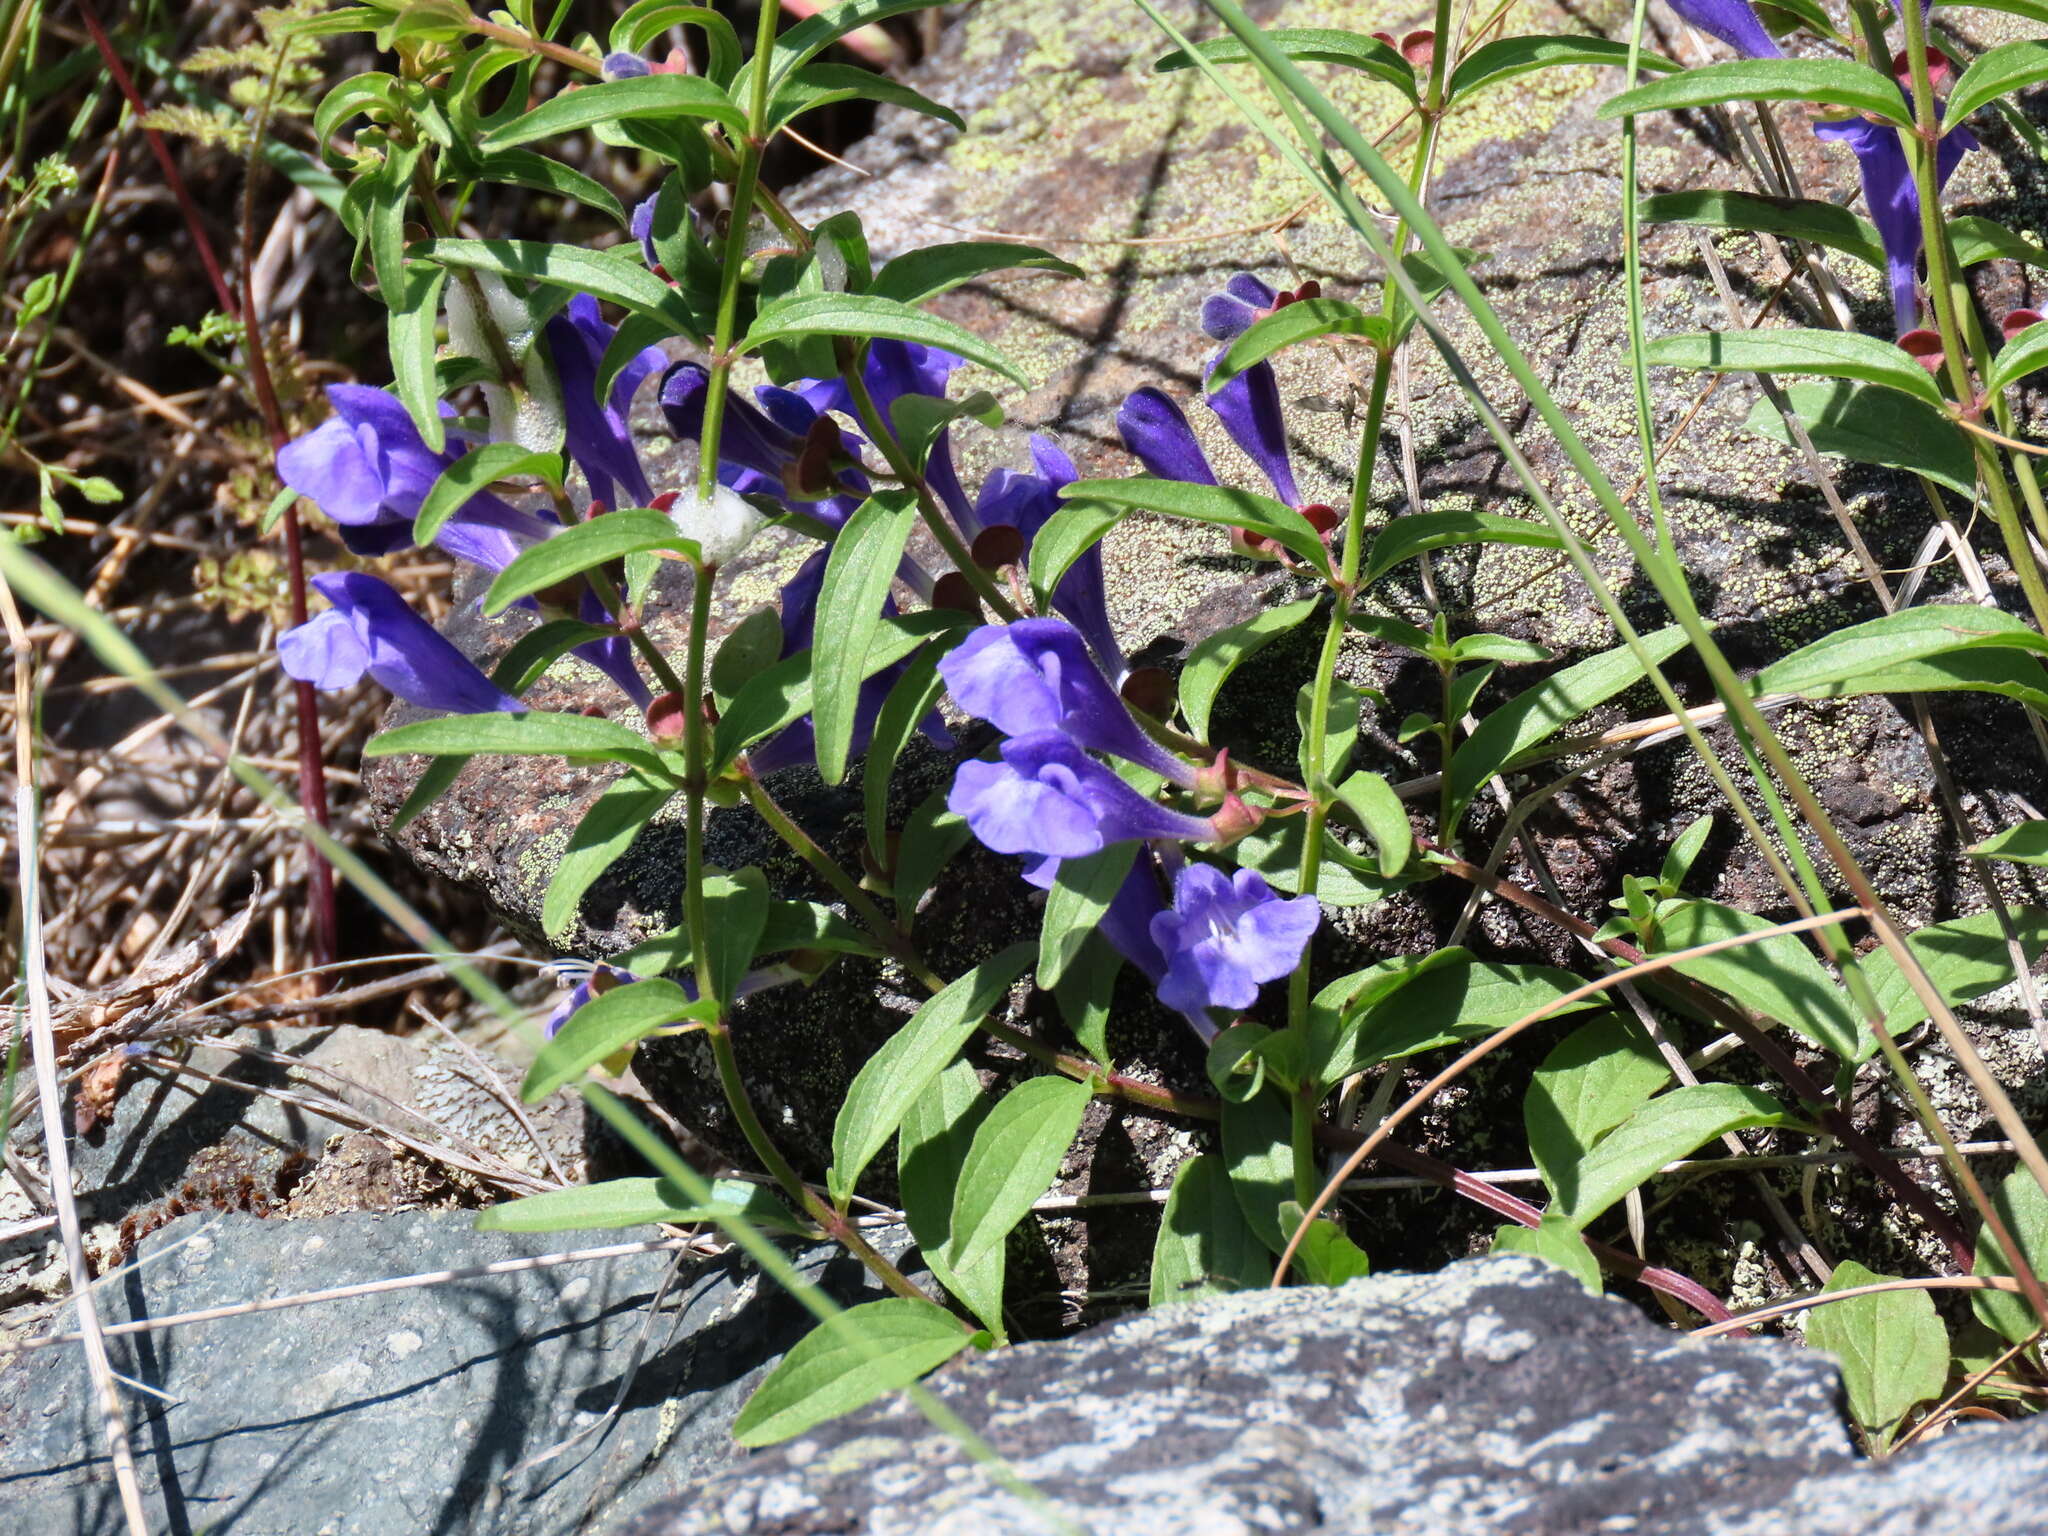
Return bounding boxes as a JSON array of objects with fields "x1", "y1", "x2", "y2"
[{"x1": 78, "y1": 0, "x2": 338, "y2": 968}]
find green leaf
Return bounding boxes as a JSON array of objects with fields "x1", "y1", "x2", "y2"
[
  {"x1": 1221, "y1": 1087, "x2": 1297, "y2": 1255},
  {"x1": 1150, "y1": 1153, "x2": 1271, "y2": 1305},
  {"x1": 899, "y1": 1057, "x2": 1004, "y2": 1335},
  {"x1": 1038, "y1": 843, "x2": 1139, "y2": 990},
  {"x1": 1638, "y1": 189, "x2": 1884, "y2": 271},
  {"x1": 1807, "y1": 1259, "x2": 1950, "y2": 1441},
  {"x1": 1063, "y1": 476, "x2": 1333, "y2": 575},
  {"x1": 1743, "y1": 381, "x2": 1975, "y2": 498},
  {"x1": 870, "y1": 241, "x2": 1084, "y2": 308},
  {"x1": 1646, "y1": 328, "x2": 1946, "y2": 408},
  {"x1": 769, "y1": 62, "x2": 962, "y2": 132},
  {"x1": 701, "y1": 867, "x2": 771, "y2": 1010},
  {"x1": 1210, "y1": 298, "x2": 1389, "y2": 390},
  {"x1": 1154, "y1": 28, "x2": 1418, "y2": 102},
  {"x1": 1947, "y1": 215, "x2": 2048, "y2": 272},
  {"x1": 389, "y1": 263, "x2": 449, "y2": 449},
  {"x1": 813, "y1": 490, "x2": 919, "y2": 784},
  {"x1": 416, "y1": 442, "x2": 563, "y2": 546},
  {"x1": 1757, "y1": 605, "x2": 2048, "y2": 700},
  {"x1": 421, "y1": 237, "x2": 705, "y2": 338},
  {"x1": 472, "y1": 148, "x2": 627, "y2": 224},
  {"x1": 1661, "y1": 813, "x2": 1714, "y2": 891},
  {"x1": 483, "y1": 508, "x2": 698, "y2": 614},
  {"x1": 710, "y1": 606, "x2": 785, "y2": 709},
  {"x1": 481, "y1": 74, "x2": 745, "y2": 149},
  {"x1": 1947, "y1": 38, "x2": 2048, "y2": 125},
  {"x1": 1447, "y1": 626, "x2": 1689, "y2": 823},
  {"x1": 759, "y1": 0, "x2": 953, "y2": 87},
  {"x1": 1028, "y1": 502, "x2": 1125, "y2": 612},
  {"x1": 613, "y1": 900, "x2": 883, "y2": 976},
  {"x1": 827, "y1": 944, "x2": 1033, "y2": 1205},
  {"x1": 1052, "y1": 932, "x2": 1120, "y2": 1068},
  {"x1": 732, "y1": 1297, "x2": 976, "y2": 1447},
  {"x1": 367, "y1": 711, "x2": 678, "y2": 781},
  {"x1": 1298, "y1": 678, "x2": 1362, "y2": 783},
  {"x1": 1492, "y1": 1214, "x2": 1601, "y2": 1294},
  {"x1": 1331, "y1": 771, "x2": 1412, "y2": 877},
  {"x1": 475, "y1": 1175, "x2": 801, "y2": 1233},
  {"x1": 1650, "y1": 897, "x2": 1862, "y2": 1059},
  {"x1": 946, "y1": 1075, "x2": 1092, "y2": 1276},
  {"x1": 863, "y1": 638, "x2": 957, "y2": 868},
  {"x1": 1359, "y1": 509, "x2": 1564, "y2": 589},
  {"x1": 1972, "y1": 822, "x2": 2048, "y2": 867},
  {"x1": 1525, "y1": 1015, "x2": 1670, "y2": 1210},
  {"x1": 611, "y1": 2, "x2": 742, "y2": 81},
  {"x1": 893, "y1": 793, "x2": 970, "y2": 913},
  {"x1": 1857, "y1": 909, "x2": 2048, "y2": 1058},
  {"x1": 890, "y1": 391, "x2": 1003, "y2": 473},
  {"x1": 1562, "y1": 1083, "x2": 1790, "y2": 1228},
  {"x1": 541, "y1": 771, "x2": 676, "y2": 940},
  {"x1": 1449, "y1": 35, "x2": 1677, "y2": 100},
  {"x1": 1278, "y1": 1200, "x2": 1372, "y2": 1286},
  {"x1": 1231, "y1": 817, "x2": 1399, "y2": 909},
  {"x1": 1601, "y1": 58, "x2": 1911, "y2": 126},
  {"x1": 1325, "y1": 955, "x2": 1598, "y2": 1083},
  {"x1": 1179, "y1": 597, "x2": 1320, "y2": 742},
  {"x1": 712, "y1": 610, "x2": 966, "y2": 772},
  {"x1": 1972, "y1": 1168, "x2": 2048, "y2": 1345},
  {"x1": 523, "y1": 978, "x2": 711, "y2": 1100},
  {"x1": 743, "y1": 293, "x2": 1029, "y2": 388},
  {"x1": 367, "y1": 140, "x2": 420, "y2": 312},
  {"x1": 1990, "y1": 321, "x2": 2048, "y2": 397}
]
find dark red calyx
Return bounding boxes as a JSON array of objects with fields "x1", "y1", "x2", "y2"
[
  {"x1": 1898, "y1": 329, "x2": 1947, "y2": 373},
  {"x1": 645, "y1": 691, "x2": 690, "y2": 742},
  {"x1": 1119, "y1": 665, "x2": 1175, "y2": 719},
  {"x1": 931, "y1": 570, "x2": 981, "y2": 615},
  {"x1": 971, "y1": 523, "x2": 1027, "y2": 570}
]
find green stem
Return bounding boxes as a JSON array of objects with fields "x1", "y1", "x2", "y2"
[{"x1": 739, "y1": 772, "x2": 904, "y2": 950}]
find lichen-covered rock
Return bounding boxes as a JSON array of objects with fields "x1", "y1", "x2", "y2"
[
  {"x1": 361, "y1": 0, "x2": 2048, "y2": 1306},
  {"x1": 619, "y1": 1252, "x2": 2048, "y2": 1536}
]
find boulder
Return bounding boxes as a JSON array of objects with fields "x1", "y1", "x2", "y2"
[
  {"x1": 621, "y1": 1253, "x2": 2048, "y2": 1536},
  {"x1": 0, "y1": 1209, "x2": 899, "y2": 1535}
]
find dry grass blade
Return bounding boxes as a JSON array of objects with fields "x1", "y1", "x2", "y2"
[
  {"x1": 0, "y1": 577, "x2": 149, "y2": 1534},
  {"x1": 1691, "y1": 1275, "x2": 2026, "y2": 1339}
]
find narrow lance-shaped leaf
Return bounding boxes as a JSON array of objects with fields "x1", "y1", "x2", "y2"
[
  {"x1": 421, "y1": 238, "x2": 705, "y2": 338},
  {"x1": 481, "y1": 73, "x2": 747, "y2": 148},
  {"x1": 416, "y1": 442, "x2": 563, "y2": 545},
  {"x1": 1063, "y1": 476, "x2": 1333, "y2": 576},
  {"x1": 827, "y1": 944, "x2": 1034, "y2": 1205},
  {"x1": 1448, "y1": 35, "x2": 1678, "y2": 101},
  {"x1": 483, "y1": 508, "x2": 701, "y2": 615},
  {"x1": 1638, "y1": 189, "x2": 1885, "y2": 272},
  {"x1": 1945, "y1": 38, "x2": 2048, "y2": 125},
  {"x1": 742, "y1": 293, "x2": 1030, "y2": 388},
  {"x1": 1756, "y1": 605, "x2": 2048, "y2": 698},
  {"x1": 475, "y1": 1175, "x2": 803, "y2": 1234},
  {"x1": 1359, "y1": 509, "x2": 1564, "y2": 589},
  {"x1": 731, "y1": 1297, "x2": 978, "y2": 1447},
  {"x1": 1561, "y1": 1083, "x2": 1792, "y2": 1228},
  {"x1": 523, "y1": 978, "x2": 713, "y2": 1101},
  {"x1": 1650, "y1": 897, "x2": 1863, "y2": 1060},
  {"x1": 701, "y1": 867, "x2": 771, "y2": 1010},
  {"x1": 541, "y1": 771, "x2": 677, "y2": 940},
  {"x1": 1600, "y1": 58, "x2": 1913, "y2": 127},
  {"x1": 1153, "y1": 28, "x2": 1419, "y2": 102},
  {"x1": 1645, "y1": 329, "x2": 1948, "y2": 409},
  {"x1": 368, "y1": 711, "x2": 680, "y2": 782},
  {"x1": 1039, "y1": 843, "x2": 1139, "y2": 989},
  {"x1": 1743, "y1": 382, "x2": 1975, "y2": 498},
  {"x1": 1179, "y1": 597, "x2": 1320, "y2": 742},
  {"x1": 813, "y1": 490, "x2": 919, "y2": 784},
  {"x1": 870, "y1": 241, "x2": 1085, "y2": 307},
  {"x1": 1150, "y1": 1153, "x2": 1271, "y2": 1306},
  {"x1": 945, "y1": 1075, "x2": 1093, "y2": 1276},
  {"x1": 1027, "y1": 502, "x2": 1125, "y2": 611},
  {"x1": 1210, "y1": 298, "x2": 1390, "y2": 389}
]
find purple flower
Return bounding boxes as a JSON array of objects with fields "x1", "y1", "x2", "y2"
[
  {"x1": 1663, "y1": 0, "x2": 1780, "y2": 58},
  {"x1": 546, "y1": 294, "x2": 665, "y2": 510},
  {"x1": 939, "y1": 619, "x2": 1190, "y2": 784},
  {"x1": 1149, "y1": 864, "x2": 1320, "y2": 1019},
  {"x1": 546, "y1": 961, "x2": 640, "y2": 1036},
  {"x1": 277, "y1": 385, "x2": 555, "y2": 569},
  {"x1": 279, "y1": 572, "x2": 525, "y2": 716},
  {"x1": 972, "y1": 437, "x2": 1126, "y2": 680},
  {"x1": 1117, "y1": 273, "x2": 1302, "y2": 508},
  {"x1": 659, "y1": 361, "x2": 868, "y2": 521},
  {"x1": 1816, "y1": 110, "x2": 1976, "y2": 334},
  {"x1": 949, "y1": 732, "x2": 1214, "y2": 865}
]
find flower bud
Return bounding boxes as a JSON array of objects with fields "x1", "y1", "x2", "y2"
[
  {"x1": 645, "y1": 691, "x2": 690, "y2": 743},
  {"x1": 970, "y1": 523, "x2": 1027, "y2": 571},
  {"x1": 931, "y1": 570, "x2": 981, "y2": 615},
  {"x1": 1205, "y1": 791, "x2": 1266, "y2": 846},
  {"x1": 1898, "y1": 329, "x2": 1947, "y2": 374}
]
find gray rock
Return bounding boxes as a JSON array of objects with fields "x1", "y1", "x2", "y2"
[
  {"x1": 621, "y1": 1254, "x2": 2046, "y2": 1536},
  {"x1": 0, "y1": 1210, "x2": 897, "y2": 1535}
]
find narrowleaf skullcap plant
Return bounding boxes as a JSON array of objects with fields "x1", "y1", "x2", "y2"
[{"x1": 239, "y1": 0, "x2": 2048, "y2": 1454}]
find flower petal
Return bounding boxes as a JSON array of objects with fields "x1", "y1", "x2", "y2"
[{"x1": 1117, "y1": 387, "x2": 1217, "y2": 486}]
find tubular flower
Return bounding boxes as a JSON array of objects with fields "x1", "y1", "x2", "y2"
[
  {"x1": 279, "y1": 572, "x2": 526, "y2": 716},
  {"x1": 948, "y1": 733, "x2": 1216, "y2": 868},
  {"x1": 276, "y1": 385, "x2": 554, "y2": 568},
  {"x1": 1150, "y1": 863, "x2": 1321, "y2": 1020},
  {"x1": 1815, "y1": 105, "x2": 1976, "y2": 335},
  {"x1": 1663, "y1": 0, "x2": 1781, "y2": 58},
  {"x1": 545, "y1": 293, "x2": 666, "y2": 511},
  {"x1": 939, "y1": 619, "x2": 1190, "y2": 784},
  {"x1": 969, "y1": 436, "x2": 1126, "y2": 681}
]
